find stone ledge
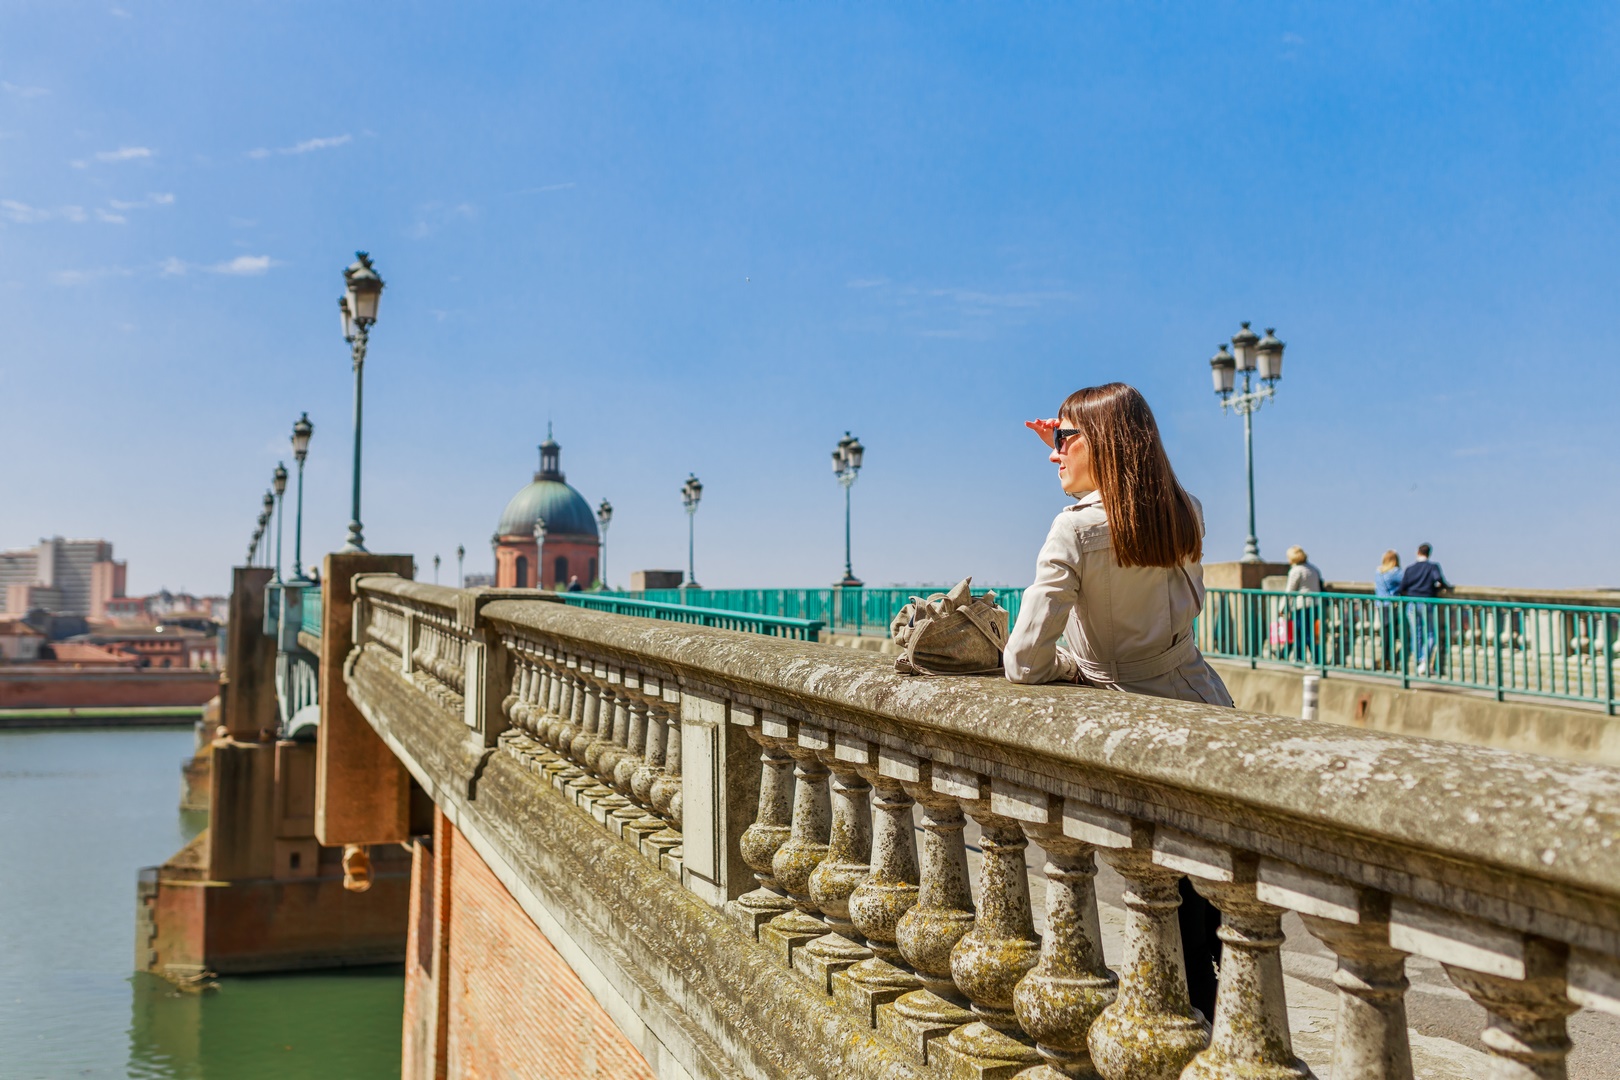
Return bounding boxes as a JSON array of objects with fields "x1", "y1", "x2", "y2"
[
  {"x1": 470, "y1": 597, "x2": 1620, "y2": 906},
  {"x1": 348, "y1": 646, "x2": 927, "y2": 1080}
]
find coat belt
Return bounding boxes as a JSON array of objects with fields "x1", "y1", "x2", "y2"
[{"x1": 1075, "y1": 635, "x2": 1198, "y2": 685}]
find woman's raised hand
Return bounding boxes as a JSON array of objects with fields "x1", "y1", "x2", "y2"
[{"x1": 1025, "y1": 418, "x2": 1060, "y2": 448}]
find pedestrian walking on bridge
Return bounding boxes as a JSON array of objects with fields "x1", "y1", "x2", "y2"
[{"x1": 1285, "y1": 546, "x2": 1324, "y2": 666}]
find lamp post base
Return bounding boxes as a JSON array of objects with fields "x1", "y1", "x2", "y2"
[{"x1": 838, "y1": 575, "x2": 865, "y2": 588}]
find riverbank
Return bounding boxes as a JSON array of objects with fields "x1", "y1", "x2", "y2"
[{"x1": 0, "y1": 705, "x2": 205, "y2": 729}]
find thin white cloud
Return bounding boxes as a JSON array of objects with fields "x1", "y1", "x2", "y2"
[
  {"x1": 247, "y1": 133, "x2": 352, "y2": 159},
  {"x1": 1, "y1": 199, "x2": 50, "y2": 224},
  {"x1": 508, "y1": 182, "x2": 576, "y2": 196},
  {"x1": 159, "y1": 257, "x2": 187, "y2": 277},
  {"x1": 1, "y1": 81, "x2": 48, "y2": 99},
  {"x1": 408, "y1": 201, "x2": 478, "y2": 238},
  {"x1": 209, "y1": 254, "x2": 274, "y2": 275},
  {"x1": 95, "y1": 209, "x2": 127, "y2": 224},
  {"x1": 107, "y1": 192, "x2": 175, "y2": 212},
  {"x1": 110, "y1": 6, "x2": 133, "y2": 17},
  {"x1": 59, "y1": 205, "x2": 87, "y2": 223},
  {"x1": 50, "y1": 266, "x2": 134, "y2": 286},
  {"x1": 72, "y1": 146, "x2": 155, "y2": 168}
]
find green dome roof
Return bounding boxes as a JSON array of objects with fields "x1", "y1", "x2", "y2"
[{"x1": 496, "y1": 435, "x2": 599, "y2": 539}]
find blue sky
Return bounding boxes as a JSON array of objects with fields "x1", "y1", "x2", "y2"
[{"x1": 2, "y1": 2, "x2": 1616, "y2": 595}]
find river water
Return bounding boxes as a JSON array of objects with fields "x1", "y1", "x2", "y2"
[{"x1": 0, "y1": 727, "x2": 403, "y2": 1079}]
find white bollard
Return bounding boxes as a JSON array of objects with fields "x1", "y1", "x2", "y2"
[{"x1": 1301, "y1": 673, "x2": 1320, "y2": 721}]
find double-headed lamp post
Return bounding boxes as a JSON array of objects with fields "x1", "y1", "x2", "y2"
[
  {"x1": 290, "y1": 412, "x2": 314, "y2": 582},
  {"x1": 831, "y1": 432, "x2": 865, "y2": 587},
  {"x1": 338, "y1": 252, "x2": 385, "y2": 553},
  {"x1": 681, "y1": 474, "x2": 702, "y2": 590},
  {"x1": 272, "y1": 463, "x2": 288, "y2": 581},
  {"x1": 1208, "y1": 321, "x2": 1287, "y2": 563},
  {"x1": 596, "y1": 498, "x2": 613, "y2": 590}
]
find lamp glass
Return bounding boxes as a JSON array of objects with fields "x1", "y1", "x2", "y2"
[{"x1": 846, "y1": 437, "x2": 864, "y2": 470}]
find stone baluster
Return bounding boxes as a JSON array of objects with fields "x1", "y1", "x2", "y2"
[
  {"x1": 584, "y1": 674, "x2": 631, "y2": 822},
  {"x1": 1156, "y1": 836, "x2": 1310, "y2": 1080},
  {"x1": 1011, "y1": 813, "x2": 1118, "y2": 1079},
  {"x1": 613, "y1": 689, "x2": 649, "y2": 799},
  {"x1": 761, "y1": 728, "x2": 832, "y2": 966},
  {"x1": 1442, "y1": 938, "x2": 1576, "y2": 1080},
  {"x1": 584, "y1": 666, "x2": 621, "y2": 777},
  {"x1": 938, "y1": 770, "x2": 1042, "y2": 1073},
  {"x1": 798, "y1": 737, "x2": 874, "y2": 991},
  {"x1": 562, "y1": 667, "x2": 605, "y2": 801},
  {"x1": 544, "y1": 658, "x2": 586, "y2": 785},
  {"x1": 647, "y1": 682, "x2": 684, "y2": 853},
  {"x1": 1083, "y1": 813, "x2": 1208, "y2": 1080},
  {"x1": 540, "y1": 652, "x2": 572, "y2": 752},
  {"x1": 1256, "y1": 861, "x2": 1412, "y2": 1080},
  {"x1": 883, "y1": 762, "x2": 976, "y2": 1063},
  {"x1": 836, "y1": 749, "x2": 922, "y2": 1027},
  {"x1": 571, "y1": 661, "x2": 607, "y2": 764},
  {"x1": 629, "y1": 676, "x2": 665, "y2": 805},
  {"x1": 650, "y1": 686, "x2": 683, "y2": 834},
  {"x1": 607, "y1": 672, "x2": 650, "y2": 838},
  {"x1": 728, "y1": 715, "x2": 798, "y2": 937},
  {"x1": 500, "y1": 643, "x2": 524, "y2": 731}
]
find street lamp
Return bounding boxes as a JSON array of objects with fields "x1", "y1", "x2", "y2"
[
  {"x1": 339, "y1": 252, "x2": 384, "y2": 553},
  {"x1": 457, "y1": 544, "x2": 465, "y2": 588},
  {"x1": 290, "y1": 412, "x2": 314, "y2": 582},
  {"x1": 433, "y1": 554, "x2": 441, "y2": 584},
  {"x1": 831, "y1": 432, "x2": 865, "y2": 587},
  {"x1": 681, "y1": 474, "x2": 702, "y2": 590},
  {"x1": 271, "y1": 464, "x2": 288, "y2": 582},
  {"x1": 533, "y1": 517, "x2": 547, "y2": 589},
  {"x1": 261, "y1": 491, "x2": 275, "y2": 568},
  {"x1": 1208, "y1": 322, "x2": 1287, "y2": 563},
  {"x1": 596, "y1": 498, "x2": 613, "y2": 590}
]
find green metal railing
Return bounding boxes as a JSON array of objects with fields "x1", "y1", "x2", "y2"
[
  {"x1": 1198, "y1": 588, "x2": 1619, "y2": 713},
  {"x1": 303, "y1": 587, "x2": 323, "y2": 638},
  {"x1": 559, "y1": 593, "x2": 824, "y2": 641},
  {"x1": 600, "y1": 586, "x2": 1022, "y2": 637}
]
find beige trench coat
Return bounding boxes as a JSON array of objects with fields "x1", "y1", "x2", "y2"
[{"x1": 1004, "y1": 489, "x2": 1233, "y2": 706}]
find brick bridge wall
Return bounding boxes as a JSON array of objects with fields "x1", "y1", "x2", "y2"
[
  {"x1": 403, "y1": 808, "x2": 655, "y2": 1080},
  {"x1": 0, "y1": 667, "x2": 220, "y2": 709}
]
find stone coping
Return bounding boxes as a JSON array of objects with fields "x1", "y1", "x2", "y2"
[{"x1": 457, "y1": 595, "x2": 1620, "y2": 906}]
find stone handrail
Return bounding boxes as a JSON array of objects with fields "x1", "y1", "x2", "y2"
[{"x1": 351, "y1": 574, "x2": 1620, "y2": 1079}]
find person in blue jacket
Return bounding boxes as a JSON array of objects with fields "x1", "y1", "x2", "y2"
[{"x1": 1396, "y1": 543, "x2": 1453, "y2": 675}]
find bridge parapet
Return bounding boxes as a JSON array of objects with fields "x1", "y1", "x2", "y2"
[{"x1": 344, "y1": 575, "x2": 1620, "y2": 1079}]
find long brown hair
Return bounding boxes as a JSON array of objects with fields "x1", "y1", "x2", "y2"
[{"x1": 1060, "y1": 382, "x2": 1202, "y2": 567}]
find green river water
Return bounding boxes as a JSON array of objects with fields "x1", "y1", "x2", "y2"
[{"x1": 0, "y1": 727, "x2": 403, "y2": 1079}]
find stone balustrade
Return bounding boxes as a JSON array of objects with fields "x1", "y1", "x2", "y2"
[{"x1": 345, "y1": 575, "x2": 1620, "y2": 1079}]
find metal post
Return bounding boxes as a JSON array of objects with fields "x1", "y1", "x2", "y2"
[
  {"x1": 292, "y1": 458, "x2": 307, "y2": 581},
  {"x1": 843, "y1": 480, "x2": 854, "y2": 582},
  {"x1": 345, "y1": 325, "x2": 368, "y2": 552},
  {"x1": 1242, "y1": 373, "x2": 1260, "y2": 563},
  {"x1": 274, "y1": 489, "x2": 285, "y2": 582},
  {"x1": 687, "y1": 508, "x2": 696, "y2": 591},
  {"x1": 1604, "y1": 611, "x2": 1614, "y2": 716}
]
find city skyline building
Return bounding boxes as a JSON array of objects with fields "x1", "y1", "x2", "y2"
[{"x1": 0, "y1": 537, "x2": 126, "y2": 618}]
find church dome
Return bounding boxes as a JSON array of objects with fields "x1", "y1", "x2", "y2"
[{"x1": 496, "y1": 435, "x2": 599, "y2": 540}]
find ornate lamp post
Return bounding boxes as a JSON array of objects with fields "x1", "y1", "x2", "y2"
[
  {"x1": 596, "y1": 498, "x2": 613, "y2": 590},
  {"x1": 831, "y1": 432, "x2": 865, "y2": 587},
  {"x1": 681, "y1": 474, "x2": 702, "y2": 590},
  {"x1": 271, "y1": 464, "x2": 288, "y2": 581},
  {"x1": 338, "y1": 252, "x2": 385, "y2": 553},
  {"x1": 260, "y1": 493, "x2": 274, "y2": 566},
  {"x1": 456, "y1": 544, "x2": 465, "y2": 588},
  {"x1": 1208, "y1": 322, "x2": 1287, "y2": 563},
  {"x1": 433, "y1": 554, "x2": 441, "y2": 584},
  {"x1": 290, "y1": 412, "x2": 314, "y2": 582},
  {"x1": 533, "y1": 517, "x2": 547, "y2": 589}
]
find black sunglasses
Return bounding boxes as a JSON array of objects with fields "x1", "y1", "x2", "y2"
[{"x1": 1054, "y1": 428, "x2": 1082, "y2": 452}]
